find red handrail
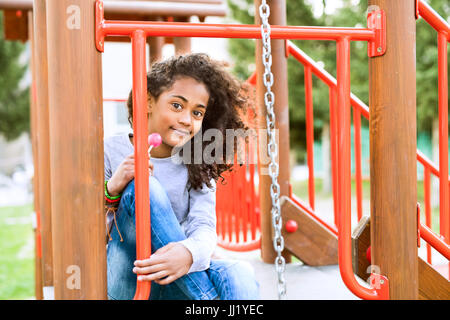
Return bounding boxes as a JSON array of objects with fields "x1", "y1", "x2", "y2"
[
  {"x1": 130, "y1": 29, "x2": 151, "y2": 300},
  {"x1": 287, "y1": 38, "x2": 450, "y2": 261},
  {"x1": 286, "y1": 0, "x2": 450, "y2": 279},
  {"x1": 420, "y1": 223, "x2": 450, "y2": 261},
  {"x1": 418, "y1": 0, "x2": 450, "y2": 40},
  {"x1": 418, "y1": 0, "x2": 450, "y2": 278},
  {"x1": 304, "y1": 66, "x2": 315, "y2": 210}
]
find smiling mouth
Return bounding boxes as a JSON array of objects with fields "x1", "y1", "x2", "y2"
[{"x1": 171, "y1": 127, "x2": 190, "y2": 136}]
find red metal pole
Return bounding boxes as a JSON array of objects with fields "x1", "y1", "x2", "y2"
[
  {"x1": 131, "y1": 30, "x2": 151, "y2": 300},
  {"x1": 419, "y1": 224, "x2": 450, "y2": 260},
  {"x1": 418, "y1": 0, "x2": 450, "y2": 40},
  {"x1": 102, "y1": 22, "x2": 376, "y2": 41},
  {"x1": 353, "y1": 107, "x2": 363, "y2": 221},
  {"x1": 290, "y1": 194, "x2": 337, "y2": 236},
  {"x1": 336, "y1": 38, "x2": 385, "y2": 300},
  {"x1": 438, "y1": 32, "x2": 449, "y2": 245},
  {"x1": 329, "y1": 87, "x2": 339, "y2": 228},
  {"x1": 305, "y1": 66, "x2": 315, "y2": 210},
  {"x1": 424, "y1": 167, "x2": 432, "y2": 264}
]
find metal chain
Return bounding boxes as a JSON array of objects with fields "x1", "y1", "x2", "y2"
[{"x1": 259, "y1": 0, "x2": 286, "y2": 300}]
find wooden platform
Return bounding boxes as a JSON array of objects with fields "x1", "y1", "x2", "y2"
[
  {"x1": 214, "y1": 246, "x2": 359, "y2": 300},
  {"x1": 352, "y1": 216, "x2": 450, "y2": 300},
  {"x1": 280, "y1": 196, "x2": 338, "y2": 266}
]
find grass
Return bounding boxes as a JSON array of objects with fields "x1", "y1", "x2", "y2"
[{"x1": 0, "y1": 203, "x2": 35, "y2": 300}]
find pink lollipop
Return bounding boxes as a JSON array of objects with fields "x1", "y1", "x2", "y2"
[{"x1": 148, "y1": 133, "x2": 162, "y2": 155}]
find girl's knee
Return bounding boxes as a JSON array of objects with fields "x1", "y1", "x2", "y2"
[
  {"x1": 232, "y1": 261, "x2": 256, "y2": 279},
  {"x1": 149, "y1": 176, "x2": 172, "y2": 210},
  {"x1": 120, "y1": 177, "x2": 171, "y2": 213},
  {"x1": 213, "y1": 260, "x2": 256, "y2": 280},
  {"x1": 210, "y1": 260, "x2": 259, "y2": 300}
]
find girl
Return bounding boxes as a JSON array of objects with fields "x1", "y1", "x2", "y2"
[{"x1": 104, "y1": 53, "x2": 260, "y2": 300}]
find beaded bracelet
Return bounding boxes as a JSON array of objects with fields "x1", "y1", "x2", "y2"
[
  {"x1": 105, "y1": 194, "x2": 121, "y2": 204},
  {"x1": 104, "y1": 180, "x2": 122, "y2": 201}
]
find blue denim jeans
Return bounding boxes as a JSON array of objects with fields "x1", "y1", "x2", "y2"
[{"x1": 107, "y1": 177, "x2": 260, "y2": 300}]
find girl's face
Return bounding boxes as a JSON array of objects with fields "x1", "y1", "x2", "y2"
[{"x1": 147, "y1": 76, "x2": 209, "y2": 158}]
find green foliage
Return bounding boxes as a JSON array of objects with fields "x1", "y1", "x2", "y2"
[
  {"x1": 0, "y1": 12, "x2": 30, "y2": 142},
  {"x1": 227, "y1": 0, "x2": 450, "y2": 162}
]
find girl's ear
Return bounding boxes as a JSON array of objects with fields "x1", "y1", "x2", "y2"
[{"x1": 147, "y1": 96, "x2": 154, "y2": 115}]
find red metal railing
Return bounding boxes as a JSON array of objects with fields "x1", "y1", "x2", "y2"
[
  {"x1": 96, "y1": 0, "x2": 389, "y2": 299},
  {"x1": 417, "y1": 0, "x2": 449, "y2": 277},
  {"x1": 283, "y1": 0, "x2": 449, "y2": 280},
  {"x1": 288, "y1": 35, "x2": 450, "y2": 274}
]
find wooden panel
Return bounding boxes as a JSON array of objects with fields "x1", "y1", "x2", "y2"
[
  {"x1": 352, "y1": 215, "x2": 371, "y2": 281},
  {"x1": 28, "y1": 10, "x2": 43, "y2": 300},
  {"x1": 368, "y1": 0, "x2": 418, "y2": 299},
  {"x1": 3, "y1": 9, "x2": 28, "y2": 42},
  {"x1": 33, "y1": 0, "x2": 53, "y2": 288},
  {"x1": 353, "y1": 216, "x2": 450, "y2": 300},
  {"x1": 46, "y1": 0, "x2": 106, "y2": 299},
  {"x1": 280, "y1": 197, "x2": 338, "y2": 266},
  {"x1": 418, "y1": 258, "x2": 450, "y2": 300}
]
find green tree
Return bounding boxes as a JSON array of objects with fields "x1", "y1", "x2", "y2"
[
  {"x1": 227, "y1": 0, "x2": 449, "y2": 161},
  {"x1": 0, "y1": 11, "x2": 30, "y2": 141},
  {"x1": 227, "y1": 0, "x2": 322, "y2": 162}
]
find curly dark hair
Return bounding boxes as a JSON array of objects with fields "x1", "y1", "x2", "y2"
[{"x1": 126, "y1": 53, "x2": 256, "y2": 191}]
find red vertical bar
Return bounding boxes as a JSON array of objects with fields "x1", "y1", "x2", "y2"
[
  {"x1": 424, "y1": 167, "x2": 432, "y2": 264},
  {"x1": 329, "y1": 87, "x2": 339, "y2": 228},
  {"x1": 229, "y1": 166, "x2": 234, "y2": 242},
  {"x1": 236, "y1": 164, "x2": 242, "y2": 244},
  {"x1": 305, "y1": 65, "x2": 315, "y2": 210},
  {"x1": 250, "y1": 163, "x2": 256, "y2": 240},
  {"x1": 336, "y1": 38, "x2": 379, "y2": 299},
  {"x1": 438, "y1": 32, "x2": 449, "y2": 245},
  {"x1": 353, "y1": 107, "x2": 363, "y2": 221},
  {"x1": 222, "y1": 173, "x2": 229, "y2": 242},
  {"x1": 132, "y1": 30, "x2": 151, "y2": 300},
  {"x1": 248, "y1": 138, "x2": 256, "y2": 240},
  {"x1": 242, "y1": 162, "x2": 248, "y2": 243},
  {"x1": 337, "y1": 39, "x2": 352, "y2": 279},
  {"x1": 438, "y1": 32, "x2": 450, "y2": 279}
]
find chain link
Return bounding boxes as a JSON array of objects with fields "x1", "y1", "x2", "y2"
[{"x1": 259, "y1": 0, "x2": 286, "y2": 300}]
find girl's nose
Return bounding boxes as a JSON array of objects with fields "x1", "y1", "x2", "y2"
[{"x1": 178, "y1": 110, "x2": 192, "y2": 127}]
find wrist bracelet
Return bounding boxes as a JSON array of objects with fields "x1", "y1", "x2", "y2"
[
  {"x1": 105, "y1": 180, "x2": 122, "y2": 200},
  {"x1": 105, "y1": 194, "x2": 121, "y2": 204}
]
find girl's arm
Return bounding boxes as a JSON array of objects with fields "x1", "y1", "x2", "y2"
[
  {"x1": 133, "y1": 180, "x2": 217, "y2": 284},
  {"x1": 178, "y1": 179, "x2": 217, "y2": 273},
  {"x1": 107, "y1": 153, "x2": 153, "y2": 196}
]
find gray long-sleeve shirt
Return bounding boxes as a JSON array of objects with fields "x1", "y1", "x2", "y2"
[{"x1": 104, "y1": 133, "x2": 217, "y2": 273}]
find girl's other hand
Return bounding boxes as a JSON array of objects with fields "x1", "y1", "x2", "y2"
[
  {"x1": 133, "y1": 242, "x2": 193, "y2": 285},
  {"x1": 107, "y1": 154, "x2": 154, "y2": 196}
]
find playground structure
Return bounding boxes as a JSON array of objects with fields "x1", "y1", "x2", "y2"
[{"x1": 0, "y1": 0, "x2": 449, "y2": 300}]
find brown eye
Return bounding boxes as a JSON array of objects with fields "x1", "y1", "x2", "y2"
[
  {"x1": 193, "y1": 110, "x2": 203, "y2": 117},
  {"x1": 172, "y1": 102, "x2": 182, "y2": 110}
]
